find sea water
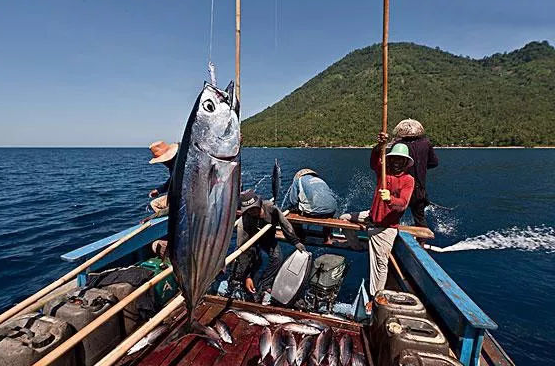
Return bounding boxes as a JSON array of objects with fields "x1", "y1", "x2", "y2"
[{"x1": 1, "y1": 147, "x2": 554, "y2": 365}]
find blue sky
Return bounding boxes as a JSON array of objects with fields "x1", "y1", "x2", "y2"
[{"x1": 1, "y1": 0, "x2": 554, "y2": 147}]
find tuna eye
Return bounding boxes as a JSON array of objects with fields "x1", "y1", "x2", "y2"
[{"x1": 202, "y1": 100, "x2": 215, "y2": 113}]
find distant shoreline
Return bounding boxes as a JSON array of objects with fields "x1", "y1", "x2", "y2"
[
  {"x1": 1, "y1": 145, "x2": 554, "y2": 149},
  {"x1": 241, "y1": 145, "x2": 555, "y2": 149}
]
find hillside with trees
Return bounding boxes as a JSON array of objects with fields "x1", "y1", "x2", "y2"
[{"x1": 241, "y1": 41, "x2": 555, "y2": 147}]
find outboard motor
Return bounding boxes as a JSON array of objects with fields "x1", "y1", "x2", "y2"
[{"x1": 304, "y1": 254, "x2": 348, "y2": 313}]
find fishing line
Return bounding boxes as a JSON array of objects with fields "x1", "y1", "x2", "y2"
[
  {"x1": 208, "y1": 0, "x2": 215, "y2": 62},
  {"x1": 207, "y1": 0, "x2": 217, "y2": 85},
  {"x1": 274, "y1": 0, "x2": 278, "y2": 145}
]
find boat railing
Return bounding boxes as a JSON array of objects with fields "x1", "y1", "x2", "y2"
[
  {"x1": 60, "y1": 217, "x2": 499, "y2": 366},
  {"x1": 393, "y1": 232, "x2": 498, "y2": 366}
]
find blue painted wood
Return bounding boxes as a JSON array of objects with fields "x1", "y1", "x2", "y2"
[
  {"x1": 394, "y1": 231, "x2": 497, "y2": 331},
  {"x1": 472, "y1": 329, "x2": 485, "y2": 366},
  {"x1": 61, "y1": 217, "x2": 168, "y2": 262},
  {"x1": 459, "y1": 325, "x2": 475, "y2": 366},
  {"x1": 393, "y1": 232, "x2": 497, "y2": 365}
]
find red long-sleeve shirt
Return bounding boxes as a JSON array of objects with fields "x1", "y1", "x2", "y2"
[{"x1": 370, "y1": 146, "x2": 415, "y2": 228}]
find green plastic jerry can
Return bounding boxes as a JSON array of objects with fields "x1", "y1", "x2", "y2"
[{"x1": 139, "y1": 258, "x2": 178, "y2": 308}]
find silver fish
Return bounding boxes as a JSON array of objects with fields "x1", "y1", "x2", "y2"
[
  {"x1": 168, "y1": 81, "x2": 241, "y2": 323},
  {"x1": 284, "y1": 331, "x2": 297, "y2": 366},
  {"x1": 272, "y1": 158, "x2": 281, "y2": 202},
  {"x1": 279, "y1": 322, "x2": 320, "y2": 336},
  {"x1": 228, "y1": 309, "x2": 270, "y2": 326},
  {"x1": 327, "y1": 339, "x2": 340, "y2": 366},
  {"x1": 298, "y1": 319, "x2": 329, "y2": 332},
  {"x1": 296, "y1": 336, "x2": 315, "y2": 366},
  {"x1": 313, "y1": 328, "x2": 332, "y2": 365},
  {"x1": 262, "y1": 313, "x2": 296, "y2": 325},
  {"x1": 339, "y1": 334, "x2": 353, "y2": 366},
  {"x1": 271, "y1": 328, "x2": 286, "y2": 361},
  {"x1": 214, "y1": 319, "x2": 233, "y2": 344},
  {"x1": 351, "y1": 352, "x2": 365, "y2": 366},
  {"x1": 127, "y1": 324, "x2": 168, "y2": 355},
  {"x1": 259, "y1": 327, "x2": 272, "y2": 362},
  {"x1": 274, "y1": 351, "x2": 289, "y2": 366},
  {"x1": 192, "y1": 321, "x2": 221, "y2": 341}
]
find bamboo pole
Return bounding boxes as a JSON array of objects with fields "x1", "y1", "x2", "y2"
[
  {"x1": 36, "y1": 208, "x2": 290, "y2": 365},
  {"x1": 235, "y1": 0, "x2": 241, "y2": 103},
  {"x1": 0, "y1": 222, "x2": 151, "y2": 325},
  {"x1": 32, "y1": 266, "x2": 173, "y2": 366},
  {"x1": 380, "y1": 0, "x2": 389, "y2": 190},
  {"x1": 226, "y1": 209, "x2": 290, "y2": 265},
  {"x1": 14, "y1": 281, "x2": 77, "y2": 318},
  {"x1": 95, "y1": 295, "x2": 184, "y2": 366}
]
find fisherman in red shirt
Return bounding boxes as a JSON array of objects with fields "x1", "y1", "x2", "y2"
[{"x1": 340, "y1": 132, "x2": 414, "y2": 310}]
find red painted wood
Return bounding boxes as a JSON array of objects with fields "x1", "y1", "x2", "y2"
[
  {"x1": 135, "y1": 303, "x2": 211, "y2": 366},
  {"x1": 168, "y1": 303, "x2": 226, "y2": 366}
]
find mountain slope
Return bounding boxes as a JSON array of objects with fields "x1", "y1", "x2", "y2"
[{"x1": 242, "y1": 41, "x2": 555, "y2": 147}]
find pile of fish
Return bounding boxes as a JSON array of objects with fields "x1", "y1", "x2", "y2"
[{"x1": 225, "y1": 309, "x2": 367, "y2": 366}]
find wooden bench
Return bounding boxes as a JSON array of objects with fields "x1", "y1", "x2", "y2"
[{"x1": 393, "y1": 231, "x2": 498, "y2": 366}]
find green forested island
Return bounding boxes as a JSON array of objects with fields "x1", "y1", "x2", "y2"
[{"x1": 242, "y1": 41, "x2": 555, "y2": 147}]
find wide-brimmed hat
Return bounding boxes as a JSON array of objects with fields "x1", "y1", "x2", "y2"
[
  {"x1": 392, "y1": 118, "x2": 425, "y2": 138},
  {"x1": 149, "y1": 141, "x2": 178, "y2": 164},
  {"x1": 387, "y1": 143, "x2": 414, "y2": 168},
  {"x1": 294, "y1": 168, "x2": 318, "y2": 179},
  {"x1": 240, "y1": 190, "x2": 262, "y2": 213}
]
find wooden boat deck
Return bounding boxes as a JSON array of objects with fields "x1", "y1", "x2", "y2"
[{"x1": 118, "y1": 295, "x2": 372, "y2": 366}]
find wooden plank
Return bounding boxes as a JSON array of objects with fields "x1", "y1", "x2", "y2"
[
  {"x1": 287, "y1": 213, "x2": 366, "y2": 230},
  {"x1": 167, "y1": 303, "x2": 226, "y2": 366},
  {"x1": 135, "y1": 303, "x2": 210, "y2": 366}
]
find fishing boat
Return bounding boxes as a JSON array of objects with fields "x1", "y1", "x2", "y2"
[
  {"x1": 0, "y1": 1, "x2": 517, "y2": 366},
  {"x1": 0, "y1": 214, "x2": 514, "y2": 366}
]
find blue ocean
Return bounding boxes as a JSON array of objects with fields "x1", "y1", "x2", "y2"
[{"x1": 1, "y1": 147, "x2": 554, "y2": 365}]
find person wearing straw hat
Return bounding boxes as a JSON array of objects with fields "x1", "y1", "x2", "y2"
[
  {"x1": 340, "y1": 132, "x2": 414, "y2": 310},
  {"x1": 147, "y1": 141, "x2": 179, "y2": 213},
  {"x1": 392, "y1": 119, "x2": 438, "y2": 241}
]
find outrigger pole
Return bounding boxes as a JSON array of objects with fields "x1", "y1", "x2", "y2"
[
  {"x1": 235, "y1": 0, "x2": 241, "y2": 103},
  {"x1": 381, "y1": 0, "x2": 389, "y2": 189}
]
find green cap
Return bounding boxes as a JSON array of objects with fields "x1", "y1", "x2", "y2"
[{"x1": 386, "y1": 143, "x2": 414, "y2": 167}]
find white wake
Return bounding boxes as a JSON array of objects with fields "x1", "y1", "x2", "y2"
[{"x1": 436, "y1": 226, "x2": 555, "y2": 253}]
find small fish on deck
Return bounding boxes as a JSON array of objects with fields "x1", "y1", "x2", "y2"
[
  {"x1": 262, "y1": 313, "x2": 296, "y2": 325},
  {"x1": 284, "y1": 331, "x2": 297, "y2": 366},
  {"x1": 227, "y1": 309, "x2": 270, "y2": 326},
  {"x1": 298, "y1": 319, "x2": 329, "y2": 331},
  {"x1": 259, "y1": 327, "x2": 272, "y2": 363},
  {"x1": 339, "y1": 334, "x2": 353, "y2": 366},
  {"x1": 271, "y1": 328, "x2": 286, "y2": 361},
  {"x1": 296, "y1": 335, "x2": 315, "y2": 366},
  {"x1": 279, "y1": 322, "x2": 320, "y2": 336},
  {"x1": 214, "y1": 319, "x2": 233, "y2": 344},
  {"x1": 127, "y1": 324, "x2": 168, "y2": 355},
  {"x1": 327, "y1": 339, "x2": 340, "y2": 366},
  {"x1": 313, "y1": 328, "x2": 332, "y2": 365}
]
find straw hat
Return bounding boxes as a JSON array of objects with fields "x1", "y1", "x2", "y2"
[
  {"x1": 392, "y1": 118, "x2": 425, "y2": 138},
  {"x1": 149, "y1": 141, "x2": 178, "y2": 164},
  {"x1": 294, "y1": 168, "x2": 318, "y2": 179},
  {"x1": 387, "y1": 143, "x2": 414, "y2": 167}
]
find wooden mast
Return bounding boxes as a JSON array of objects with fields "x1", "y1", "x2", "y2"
[
  {"x1": 235, "y1": 0, "x2": 241, "y2": 104},
  {"x1": 381, "y1": 0, "x2": 389, "y2": 189}
]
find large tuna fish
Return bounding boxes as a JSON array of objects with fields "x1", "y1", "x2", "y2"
[{"x1": 168, "y1": 81, "x2": 241, "y2": 322}]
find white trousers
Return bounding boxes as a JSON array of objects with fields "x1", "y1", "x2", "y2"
[{"x1": 340, "y1": 211, "x2": 398, "y2": 296}]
